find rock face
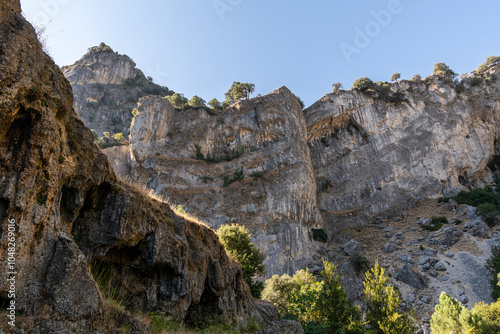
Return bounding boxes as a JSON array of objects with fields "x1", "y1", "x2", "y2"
[
  {"x1": 124, "y1": 89, "x2": 323, "y2": 276},
  {"x1": 305, "y1": 74, "x2": 500, "y2": 232},
  {"x1": 102, "y1": 62, "x2": 500, "y2": 278},
  {"x1": 0, "y1": 2, "x2": 275, "y2": 332},
  {"x1": 62, "y1": 45, "x2": 172, "y2": 137}
]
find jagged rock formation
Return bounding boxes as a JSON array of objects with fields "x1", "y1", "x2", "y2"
[
  {"x1": 306, "y1": 74, "x2": 500, "y2": 233},
  {"x1": 62, "y1": 45, "x2": 172, "y2": 137},
  {"x1": 0, "y1": 2, "x2": 276, "y2": 332},
  {"x1": 124, "y1": 89, "x2": 323, "y2": 276}
]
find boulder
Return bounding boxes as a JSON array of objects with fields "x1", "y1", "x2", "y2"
[{"x1": 395, "y1": 264, "x2": 427, "y2": 290}]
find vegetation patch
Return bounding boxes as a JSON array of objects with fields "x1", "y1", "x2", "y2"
[
  {"x1": 423, "y1": 216, "x2": 448, "y2": 231},
  {"x1": 453, "y1": 187, "x2": 500, "y2": 227},
  {"x1": 222, "y1": 167, "x2": 244, "y2": 187},
  {"x1": 310, "y1": 228, "x2": 327, "y2": 243}
]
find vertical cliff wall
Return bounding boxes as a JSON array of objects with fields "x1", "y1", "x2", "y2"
[{"x1": 125, "y1": 88, "x2": 323, "y2": 277}]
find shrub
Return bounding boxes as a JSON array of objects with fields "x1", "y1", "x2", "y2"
[
  {"x1": 438, "y1": 197, "x2": 450, "y2": 203},
  {"x1": 423, "y1": 216, "x2": 448, "y2": 231},
  {"x1": 430, "y1": 292, "x2": 478, "y2": 334},
  {"x1": 310, "y1": 228, "x2": 328, "y2": 243},
  {"x1": 362, "y1": 261, "x2": 417, "y2": 334},
  {"x1": 453, "y1": 187, "x2": 497, "y2": 207},
  {"x1": 188, "y1": 95, "x2": 206, "y2": 108},
  {"x1": 486, "y1": 246, "x2": 500, "y2": 300},
  {"x1": 411, "y1": 74, "x2": 422, "y2": 82},
  {"x1": 208, "y1": 98, "x2": 222, "y2": 110},
  {"x1": 222, "y1": 168, "x2": 244, "y2": 187},
  {"x1": 350, "y1": 254, "x2": 370, "y2": 274},
  {"x1": 476, "y1": 203, "x2": 500, "y2": 227},
  {"x1": 217, "y1": 224, "x2": 265, "y2": 298}
]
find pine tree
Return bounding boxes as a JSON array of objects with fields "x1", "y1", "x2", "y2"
[
  {"x1": 430, "y1": 292, "x2": 478, "y2": 334},
  {"x1": 362, "y1": 261, "x2": 417, "y2": 334}
]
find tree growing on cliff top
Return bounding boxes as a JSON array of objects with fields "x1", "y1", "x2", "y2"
[
  {"x1": 217, "y1": 223, "x2": 265, "y2": 298},
  {"x1": 166, "y1": 93, "x2": 188, "y2": 109},
  {"x1": 433, "y1": 62, "x2": 457, "y2": 81},
  {"x1": 224, "y1": 81, "x2": 255, "y2": 104},
  {"x1": 430, "y1": 292, "x2": 479, "y2": 334},
  {"x1": 391, "y1": 73, "x2": 401, "y2": 82},
  {"x1": 188, "y1": 95, "x2": 206, "y2": 108}
]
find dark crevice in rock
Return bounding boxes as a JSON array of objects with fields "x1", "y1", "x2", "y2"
[{"x1": 0, "y1": 198, "x2": 9, "y2": 238}]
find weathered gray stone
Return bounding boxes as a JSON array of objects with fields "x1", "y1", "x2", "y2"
[
  {"x1": 464, "y1": 219, "x2": 492, "y2": 238},
  {"x1": 342, "y1": 239, "x2": 360, "y2": 256},
  {"x1": 434, "y1": 261, "x2": 447, "y2": 271},
  {"x1": 395, "y1": 264, "x2": 427, "y2": 290},
  {"x1": 383, "y1": 242, "x2": 397, "y2": 253}
]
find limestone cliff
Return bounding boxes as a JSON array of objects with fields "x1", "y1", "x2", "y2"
[
  {"x1": 0, "y1": 2, "x2": 275, "y2": 332},
  {"x1": 306, "y1": 73, "x2": 500, "y2": 233},
  {"x1": 62, "y1": 45, "x2": 173, "y2": 137},
  {"x1": 126, "y1": 89, "x2": 323, "y2": 277}
]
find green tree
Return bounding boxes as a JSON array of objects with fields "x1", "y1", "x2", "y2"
[
  {"x1": 224, "y1": 81, "x2": 255, "y2": 104},
  {"x1": 486, "y1": 246, "x2": 500, "y2": 300},
  {"x1": 391, "y1": 73, "x2": 401, "y2": 82},
  {"x1": 433, "y1": 62, "x2": 457, "y2": 80},
  {"x1": 332, "y1": 82, "x2": 343, "y2": 93},
  {"x1": 362, "y1": 261, "x2": 417, "y2": 334},
  {"x1": 188, "y1": 95, "x2": 206, "y2": 108},
  {"x1": 166, "y1": 93, "x2": 188, "y2": 109},
  {"x1": 208, "y1": 98, "x2": 222, "y2": 110},
  {"x1": 352, "y1": 77, "x2": 376, "y2": 93},
  {"x1": 411, "y1": 74, "x2": 422, "y2": 82},
  {"x1": 217, "y1": 224, "x2": 265, "y2": 298},
  {"x1": 430, "y1": 292, "x2": 478, "y2": 334}
]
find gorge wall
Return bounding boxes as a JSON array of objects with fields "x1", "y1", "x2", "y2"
[
  {"x1": 89, "y1": 60, "x2": 500, "y2": 277},
  {"x1": 0, "y1": 2, "x2": 275, "y2": 332}
]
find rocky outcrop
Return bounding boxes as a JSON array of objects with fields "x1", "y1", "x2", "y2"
[
  {"x1": 0, "y1": 2, "x2": 275, "y2": 332},
  {"x1": 306, "y1": 73, "x2": 500, "y2": 232},
  {"x1": 124, "y1": 89, "x2": 323, "y2": 277},
  {"x1": 62, "y1": 45, "x2": 172, "y2": 137}
]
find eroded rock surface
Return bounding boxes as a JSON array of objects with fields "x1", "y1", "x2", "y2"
[{"x1": 0, "y1": 2, "x2": 275, "y2": 332}]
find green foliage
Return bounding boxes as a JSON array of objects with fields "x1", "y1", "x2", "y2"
[
  {"x1": 332, "y1": 82, "x2": 343, "y2": 93},
  {"x1": 250, "y1": 171, "x2": 265, "y2": 178},
  {"x1": 486, "y1": 246, "x2": 500, "y2": 300},
  {"x1": 262, "y1": 270, "x2": 316, "y2": 317},
  {"x1": 475, "y1": 56, "x2": 500, "y2": 77},
  {"x1": 430, "y1": 292, "x2": 478, "y2": 334},
  {"x1": 433, "y1": 62, "x2": 457, "y2": 81},
  {"x1": 188, "y1": 95, "x2": 206, "y2": 108},
  {"x1": 438, "y1": 197, "x2": 450, "y2": 203},
  {"x1": 453, "y1": 187, "x2": 500, "y2": 227},
  {"x1": 285, "y1": 260, "x2": 364, "y2": 334},
  {"x1": 362, "y1": 261, "x2": 417, "y2": 334},
  {"x1": 391, "y1": 73, "x2": 401, "y2": 82},
  {"x1": 222, "y1": 167, "x2": 244, "y2": 187},
  {"x1": 208, "y1": 98, "x2": 223, "y2": 110},
  {"x1": 350, "y1": 254, "x2": 370, "y2": 274},
  {"x1": 217, "y1": 224, "x2": 265, "y2": 298},
  {"x1": 310, "y1": 228, "x2": 328, "y2": 243},
  {"x1": 411, "y1": 74, "x2": 422, "y2": 82},
  {"x1": 422, "y1": 216, "x2": 448, "y2": 231},
  {"x1": 94, "y1": 131, "x2": 128, "y2": 149},
  {"x1": 352, "y1": 77, "x2": 376, "y2": 93},
  {"x1": 472, "y1": 300, "x2": 500, "y2": 333},
  {"x1": 454, "y1": 187, "x2": 497, "y2": 207},
  {"x1": 167, "y1": 93, "x2": 188, "y2": 109},
  {"x1": 224, "y1": 82, "x2": 255, "y2": 104}
]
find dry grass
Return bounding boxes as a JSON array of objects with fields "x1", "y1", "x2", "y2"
[{"x1": 118, "y1": 176, "x2": 211, "y2": 229}]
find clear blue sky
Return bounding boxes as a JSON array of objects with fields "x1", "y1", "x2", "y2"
[{"x1": 21, "y1": 0, "x2": 500, "y2": 107}]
